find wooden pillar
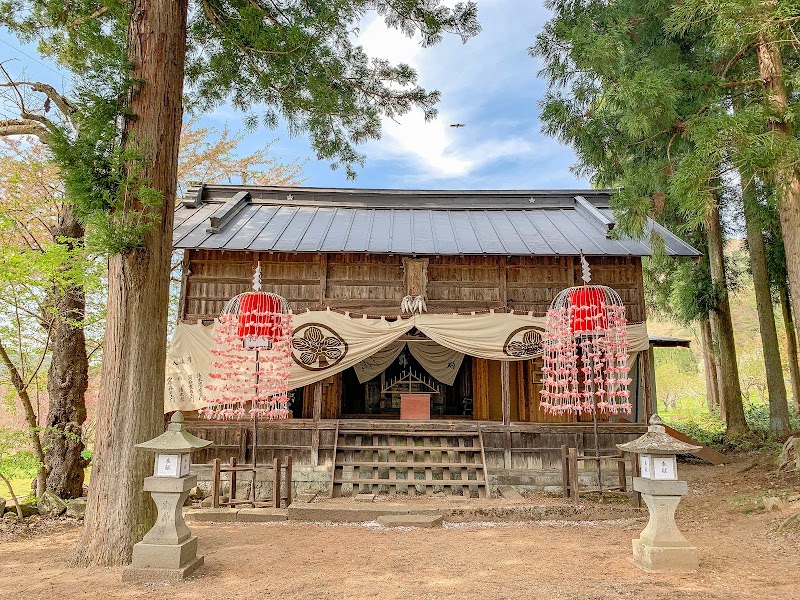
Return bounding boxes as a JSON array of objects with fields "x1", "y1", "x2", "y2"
[
  {"x1": 311, "y1": 381, "x2": 322, "y2": 467},
  {"x1": 472, "y1": 358, "x2": 490, "y2": 420},
  {"x1": 642, "y1": 346, "x2": 656, "y2": 422},
  {"x1": 211, "y1": 458, "x2": 221, "y2": 508},
  {"x1": 501, "y1": 361, "x2": 511, "y2": 468},
  {"x1": 499, "y1": 257, "x2": 508, "y2": 308},
  {"x1": 319, "y1": 253, "x2": 328, "y2": 305},
  {"x1": 272, "y1": 457, "x2": 281, "y2": 508}
]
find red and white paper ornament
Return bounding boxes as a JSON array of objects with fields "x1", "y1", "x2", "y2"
[
  {"x1": 203, "y1": 263, "x2": 294, "y2": 420},
  {"x1": 540, "y1": 256, "x2": 632, "y2": 416}
]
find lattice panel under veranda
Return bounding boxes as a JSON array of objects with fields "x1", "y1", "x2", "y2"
[{"x1": 331, "y1": 429, "x2": 488, "y2": 498}]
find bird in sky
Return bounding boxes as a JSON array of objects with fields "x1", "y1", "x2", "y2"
[{"x1": 449, "y1": 123, "x2": 465, "y2": 128}]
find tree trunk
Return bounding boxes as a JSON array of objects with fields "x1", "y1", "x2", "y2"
[
  {"x1": 72, "y1": 0, "x2": 189, "y2": 567},
  {"x1": 700, "y1": 319, "x2": 720, "y2": 412},
  {"x1": 0, "y1": 338, "x2": 47, "y2": 496},
  {"x1": 780, "y1": 285, "x2": 800, "y2": 411},
  {"x1": 742, "y1": 182, "x2": 790, "y2": 436},
  {"x1": 707, "y1": 200, "x2": 749, "y2": 435},
  {"x1": 43, "y1": 204, "x2": 89, "y2": 499},
  {"x1": 757, "y1": 35, "x2": 800, "y2": 352}
]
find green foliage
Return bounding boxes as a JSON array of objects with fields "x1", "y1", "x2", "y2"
[
  {"x1": 665, "y1": 411, "x2": 727, "y2": 449},
  {"x1": 665, "y1": 402, "x2": 800, "y2": 452},
  {"x1": 0, "y1": 429, "x2": 40, "y2": 480}
]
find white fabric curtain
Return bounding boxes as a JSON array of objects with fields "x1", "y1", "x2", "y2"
[
  {"x1": 407, "y1": 340, "x2": 464, "y2": 386},
  {"x1": 353, "y1": 340, "x2": 405, "y2": 384},
  {"x1": 164, "y1": 310, "x2": 650, "y2": 413},
  {"x1": 352, "y1": 339, "x2": 465, "y2": 386}
]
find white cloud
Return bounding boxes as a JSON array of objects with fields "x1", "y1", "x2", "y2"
[
  {"x1": 373, "y1": 108, "x2": 534, "y2": 179},
  {"x1": 356, "y1": 11, "x2": 540, "y2": 181}
]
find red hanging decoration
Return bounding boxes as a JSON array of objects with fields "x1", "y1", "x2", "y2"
[
  {"x1": 203, "y1": 263, "x2": 294, "y2": 420},
  {"x1": 568, "y1": 287, "x2": 608, "y2": 332},
  {"x1": 540, "y1": 270, "x2": 632, "y2": 416},
  {"x1": 237, "y1": 292, "x2": 286, "y2": 343}
]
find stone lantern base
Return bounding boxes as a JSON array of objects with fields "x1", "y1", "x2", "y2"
[
  {"x1": 122, "y1": 474, "x2": 204, "y2": 583},
  {"x1": 632, "y1": 538, "x2": 698, "y2": 573},
  {"x1": 631, "y1": 478, "x2": 698, "y2": 573}
]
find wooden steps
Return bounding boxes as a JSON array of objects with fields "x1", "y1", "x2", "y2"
[{"x1": 330, "y1": 426, "x2": 489, "y2": 498}]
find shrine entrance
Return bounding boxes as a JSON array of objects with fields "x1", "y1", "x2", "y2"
[{"x1": 340, "y1": 343, "x2": 474, "y2": 419}]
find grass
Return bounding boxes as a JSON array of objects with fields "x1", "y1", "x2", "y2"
[{"x1": 6, "y1": 477, "x2": 33, "y2": 500}]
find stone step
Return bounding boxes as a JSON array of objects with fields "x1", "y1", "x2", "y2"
[
  {"x1": 377, "y1": 514, "x2": 443, "y2": 528},
  {"x1": 287, "y1": 503, "x2": 441, "y2": 523},
  {"x1": 497, "y1": 485, "x2": 526, "y2": 502}
]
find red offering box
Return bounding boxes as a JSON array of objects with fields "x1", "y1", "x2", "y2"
[{"x1": 400, "y1": 394, "x2": 431, "y2": 420}]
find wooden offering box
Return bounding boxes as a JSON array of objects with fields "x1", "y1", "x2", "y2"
[{"x1": 400, "y1": 394, "x2": 431, "y2": 420}]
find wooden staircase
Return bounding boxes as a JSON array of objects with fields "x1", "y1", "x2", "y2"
[{"x1": 329, "y1": 425, "x2": 489, "y2": 498}]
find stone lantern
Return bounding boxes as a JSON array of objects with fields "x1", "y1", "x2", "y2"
[
  {"x1": 122, "y1": 411, "x2": 211, "y2": 583},
  {"x1": 617, "y1": 415, "x2": 701, "y2": 573}
]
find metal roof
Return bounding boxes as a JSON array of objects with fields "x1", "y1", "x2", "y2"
[{"x1": 172, "y1": 185, "x2": 701, "y2": 257}]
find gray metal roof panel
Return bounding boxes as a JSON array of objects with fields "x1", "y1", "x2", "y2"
[{"x1": 171, "y1": 186, "x2": 701, "y2": 257}]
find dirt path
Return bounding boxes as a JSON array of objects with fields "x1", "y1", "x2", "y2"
[{"x1": 1, "y1": 458, "x2": 798, "y2": 600}]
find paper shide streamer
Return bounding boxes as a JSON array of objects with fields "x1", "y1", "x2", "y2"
[
  {"x1": 540, "y1": 256, "x2": 632, "y2": 416},
  {"x1": 203, "y1": 263, "x2": 294, "y2": 421}
]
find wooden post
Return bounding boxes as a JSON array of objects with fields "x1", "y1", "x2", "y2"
[
  {"x1": 229, "y1": 457, "x2": 237, "y2": 504},
  {"x1": 318, "y1": 252, "x2": 328, "y2": 305},
  {"x1": 501, "y1": 361, "x2": 511, "y2": 469},
  {"x1": 642, "y1": 346, "x2": 656, "y2": 422},
  {"x1": 177, "y1": 250, "x2": 190, "y2": 323},
  {"x1": 499, "y1": 257, "x2": 508, "y2": 308},
  {"x1": 311, "y1": 381, "x2": 323, "y2": 467},
  {"x1": 616, "y1": 452, "x2": 626, "y2": 492},
  {"x1": 561, "y1": 445, "x2": 570, "y2": 498},
  {"x1": 285, "y1": 455, "x2": 293, "y2": 507},
  {"x1": 211, "y1": 458, "x2": 221, "y2": 508},
  {"x1": 568, "y1": 447, "x2": 579, "y2": 506},
  {"x1": 273, "y1": 457, "x2": 282, "y2": 508}
]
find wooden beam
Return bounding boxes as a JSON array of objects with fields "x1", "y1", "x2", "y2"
[
  {"x1": 575, "y1": 195, "x2": 615, "y2": 233},
  {"x1": 206, "y1": 190, "x2": 250, "y2": 233}
]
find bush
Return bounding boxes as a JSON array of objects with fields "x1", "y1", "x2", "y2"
[
  {"x1": 664, "y1": 401, "x2": 800, "y2": 452},
  {"x1": 665, "y1": 412, "x2": 726, "y2": 449}
]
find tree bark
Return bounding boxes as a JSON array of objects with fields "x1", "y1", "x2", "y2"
[
  {"x1": 706, "y1": 200, "x2": 749, "y2": 435},
  {"x1": 0, "y1": 338, "x2": 47, "y2": 496},
  {"x1": 72, "y1": 0, "x2": 189, "y2": 567},
  {"x1": 757, "y1": 35, "x2": 800, "y2": 352},
  {"x1": 742, "y1": 182, "x2": 790, "y2": 436},
  {"x1": 780, "y1": 285, "x2": 800, "y2": 411},
  {"x1": 700, "y1": 319, "x2": 720, "y2": 412},
  {"x1": 43, "y1": 204, "x2": 89, "y2": 499}
]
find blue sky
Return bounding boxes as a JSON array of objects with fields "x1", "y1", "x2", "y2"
[{"x1": 0, "y1": 1, "x2": 587, "y2": 191}]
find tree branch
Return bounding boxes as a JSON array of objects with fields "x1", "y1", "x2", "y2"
[{"x1": 0, "y1": 119, "x2": 49, "y2": 142}]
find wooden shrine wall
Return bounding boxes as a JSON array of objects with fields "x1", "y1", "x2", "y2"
[{"x1": 180, "y1": 251, "x2": 645, "y2": 322}]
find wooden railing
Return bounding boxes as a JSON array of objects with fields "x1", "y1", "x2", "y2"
[{"x1": 210, "y1": 456, "x2": 292, "y2": 509}]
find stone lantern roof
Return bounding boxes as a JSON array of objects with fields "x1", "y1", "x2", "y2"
[
  {"x1": 617, "y1": 415, "x2": 701, "y2": 455},
  {"x1": 135, "y1": 411, "x2": 212, "y2": 453}
]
